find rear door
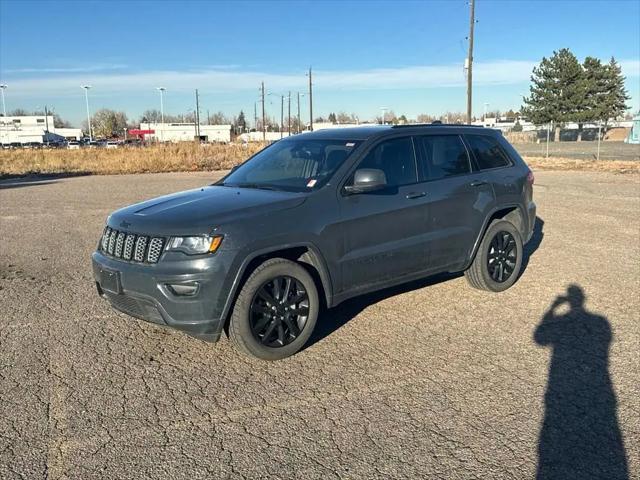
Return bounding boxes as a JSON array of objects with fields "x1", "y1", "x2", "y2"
[
  {"x1": 415, "y1": 133, "x2": 495, "y2": 270},
  {"x1": 336, "y1": 136, "x2": 430, "y2": 292}
]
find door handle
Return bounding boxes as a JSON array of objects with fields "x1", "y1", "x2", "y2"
[
  {"x1": 406, "y1": 192, "x2": 426, "y2": 199},
  {"x1": 470, "y1": 180, "x2": 488, "y2": 187}
]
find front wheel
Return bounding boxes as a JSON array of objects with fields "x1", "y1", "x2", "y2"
[
  {"x1": 465, "y1": 219, "x2": 523, "y2": 292},
  {"x1": 228, "y1": 258, "x2": 319, "y2": 360}
]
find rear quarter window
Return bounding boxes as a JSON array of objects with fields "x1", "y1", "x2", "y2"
[{"x1": 466, "y1": 134, "x2": 512, "y2": 170}]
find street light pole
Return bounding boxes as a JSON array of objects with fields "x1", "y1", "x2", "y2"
[
  {"x1": 81, "y1": 85, "x2": 92, "y2": 141},
  {"x1": 297, "y1": 92, "x2": 301, "y2": 133},
  {"x1": 261, "y1": 82, "x2": 266, "y2": 141},
  {"x1": 287, "y1": 91, "x2": 291, "y2": 137},
  {"x1": 280, "y1": 95, "x2": 284, "y2": 139},
  {"x1": 0, "y1": 84, "x2": 7, "y2": 118},
  {"x1": 307, "y1": 67, "x2": 313, "y2": 131},
  {"x1": 157, "y1": 87, "x2": 166, "y2": 142}
]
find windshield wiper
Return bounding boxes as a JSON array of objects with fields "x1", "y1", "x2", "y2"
[{"x1": 227, "y1": 182, "x2": 281, "y2": 191}]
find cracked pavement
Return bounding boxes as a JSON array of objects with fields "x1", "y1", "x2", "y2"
[{"x1": 1, "y1": 170, "x2": 638, "y2": 479}]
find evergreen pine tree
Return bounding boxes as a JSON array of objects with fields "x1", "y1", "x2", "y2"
[{"x1": 522, "y1": 48, "x2": 585, "y2": 141}]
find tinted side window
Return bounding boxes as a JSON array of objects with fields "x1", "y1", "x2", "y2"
[
  {"x1": 417, "y1": 135, "x2": 471, "y2": 181},
  {"x1": 357, "y1": 137, "x2": 417, "y2": 187},
  {"x1": 466, "y1": 135, "x2": 511, "y2": 170}
]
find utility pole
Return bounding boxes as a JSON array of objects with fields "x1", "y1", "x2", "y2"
[
  {"x1": 280, "y1": 95, "x2": 284, "y2": 139},
  {"x1": 297, "y1": 92, "x2": 301, "y2": 133},
  {"x1": 81, "y1": 85, "x2": 92, "y2": 141},
  {"x1": 195, "y1": 89, "x2": 201, "y2": 139},
  {"x1": 44, "y1": 105, "x2": 49, "y2": 146},
  {"x1": 207, "y1": 109, "x2": 210, "y2": 125},
  {"x1": 261, "y1": 82, "x2": 266, "y2": 141},
  {"x1": 466, "y1": 0, "x2": 475, "y2": 124},
  {"x1": 157, "y1": 87, "x2": 166, "y2": 141},
  {"x1": 254, "y1": 102, "x2": 258, "y2": 131},
  {"x1": 308, "y1": 67, "x2": 313, "y2": 131},
  {"x1": 287, "y1": 91, "x2": 291, "y2": 137},
  {"x1": 0, "y1": 84, "x2": 7, "y2": 118}
]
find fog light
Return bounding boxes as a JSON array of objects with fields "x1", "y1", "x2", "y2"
[{"x1": 166, "y1": 282, "x2": 199, "y2": 296}]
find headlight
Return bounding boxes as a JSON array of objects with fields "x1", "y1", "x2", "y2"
[{"x1": 166, "y1": 235, "x2": 223, "y2": 255}]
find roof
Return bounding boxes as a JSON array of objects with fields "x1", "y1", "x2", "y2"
[
  {"x1": 297, "y1": 123, "x2": 490, "y2": 141},
  {"x1": 299, "y1": 125, "x2": 391, "y2": 140}
]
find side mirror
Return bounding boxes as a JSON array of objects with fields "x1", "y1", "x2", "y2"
[{"x1": 344, "y1": 168, "x2": 387, "y2": 194}]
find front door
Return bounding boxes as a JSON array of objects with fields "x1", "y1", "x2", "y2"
[{"x1": 336, "y1": 136, "x2": 430, "y2": 292}]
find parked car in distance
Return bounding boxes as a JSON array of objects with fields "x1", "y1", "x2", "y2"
[
  {"x1": 67, "y1": 141, "x2": 80, "y2": 150},
  {"x1": 106, "y1": 140, "x2": 121, "y2": 149},
  {"x1": 93, "y1": 124, "x2": 536, "y2": 360}
]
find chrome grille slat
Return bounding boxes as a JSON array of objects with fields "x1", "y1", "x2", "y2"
[
  {"x1": 123, "y1": 234, "x2": 136, "y2": 260},
  {"x1": 101, "y1": 227, "x2": 111, "y2": 251},
  {"x1": 114, "y1": 232, "x2": 125, "y2": 258},
  {"x1": 134, "y1": 236, "x2": 148, "y2": 262},
  {"x1": 147, "y1": 237, "x2": 165, "y2": 263},
  {"x1": 107, "y1": 229, "x2": 118, "y2": 255}
]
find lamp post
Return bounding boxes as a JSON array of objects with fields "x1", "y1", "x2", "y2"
[
  {"x1": 0, "y1": 84, "x2": 7, "y2": 118},
  {"x1": 81, "y1": 85, "x2": 92, "y2": 141},
  {"x1": 380, "y1": 107, "x2": 388, "y2": 125},
  {"x1": 483, "y1": 102, "x2": 489, "y2": 123},
  {"x1": 157, "y1": 87, "x2": 166, "y2": 141}
]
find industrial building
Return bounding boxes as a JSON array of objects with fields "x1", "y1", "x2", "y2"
[
  {"x1": 0, "y1": 115, "x2": 82, "y2": 144},
  {"x1": 140, "y1": 122, "x2": 232, "y2": 143}
]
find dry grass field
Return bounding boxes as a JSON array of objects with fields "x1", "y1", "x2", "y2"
[
  {"x1": 0, "y1": 142, "x2": 265, "y2": 177},
  {"x1": 0, "y1": 140, "x2": 638, "y2": 177}
]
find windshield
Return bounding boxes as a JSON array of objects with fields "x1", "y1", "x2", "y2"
[{"x1": 221, "y1": 138, "x2": 361, "y2": 192}]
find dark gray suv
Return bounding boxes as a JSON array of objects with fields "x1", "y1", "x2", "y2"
[{"x1": 92, "y1": 125, "x2": 536, "y2": 360}]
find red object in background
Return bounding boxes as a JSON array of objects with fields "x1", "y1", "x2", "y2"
[{"x1": 128, "y1": 129, "x2": 155, "y2": 136}]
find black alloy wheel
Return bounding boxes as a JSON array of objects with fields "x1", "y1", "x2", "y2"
[
  {"x1": 487, "y1": 230, "x2": 517, "y2": 283},
  {"x1": 249, "y1": 276, "x2": 310, "y2": 347}
]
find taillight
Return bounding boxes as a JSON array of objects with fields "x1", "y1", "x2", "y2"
[{"x1": 527, "y1": 171, "x2": 535, "y2": 184}]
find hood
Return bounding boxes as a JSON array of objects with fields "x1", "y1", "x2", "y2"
[{"x1": 108, "y1": 185, "x2": 307, "y2": 235}]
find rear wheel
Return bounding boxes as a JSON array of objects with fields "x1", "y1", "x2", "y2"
[
  {"x1": 465, "y1": 219, "x2": 523, "y2": 292},
  {"x1": 229, "y1": 258, "x2": 319, "y2": 360}
]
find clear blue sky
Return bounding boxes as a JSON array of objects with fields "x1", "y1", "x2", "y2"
[{"x1": 1, "y1": 0, "x2": 638, "y2": 126}]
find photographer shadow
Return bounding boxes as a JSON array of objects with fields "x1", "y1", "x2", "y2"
[{"x1": 534, "y1": 285, "x2": 628, "y2": 479}]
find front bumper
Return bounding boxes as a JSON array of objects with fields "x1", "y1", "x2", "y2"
[{"x1": 92, "y1": 251, "x2": 230, "y2": 342}]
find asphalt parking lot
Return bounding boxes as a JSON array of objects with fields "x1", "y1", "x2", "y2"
[{"x1": 1, "y1": 170, "x2": 638, "y2": 479}]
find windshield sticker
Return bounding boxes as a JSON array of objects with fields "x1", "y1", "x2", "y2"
[
  {"x1": 346, "y1": 142, "x2": 355, "y2": 147},
  {"x1": 306, "y1": 179, "x2": 318, "y2": 188}
]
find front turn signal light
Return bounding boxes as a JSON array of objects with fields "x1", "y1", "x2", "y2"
[{"x1": 208, "y1": 235, "x2": 223, "y2": 253}]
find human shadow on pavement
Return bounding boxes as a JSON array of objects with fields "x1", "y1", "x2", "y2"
[{"x1": 534, "y1": 285, "x2": 628, "y2": 480}]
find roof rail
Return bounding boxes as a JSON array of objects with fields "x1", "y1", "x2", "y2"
[{"x1": 391, "y1": 123, "x2": 484, "y2": 129}]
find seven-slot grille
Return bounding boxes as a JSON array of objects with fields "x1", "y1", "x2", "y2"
[{"x1": 100, "y1": 227, "x2": 165, "y2": 263}]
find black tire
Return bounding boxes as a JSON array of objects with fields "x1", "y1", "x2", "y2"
[
  {"x1": 465, "y1": 219, "x2": 523, "y2": 292},
  {"x1": 228, "y1": 258, "x2": 319, "y2": 360}
]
